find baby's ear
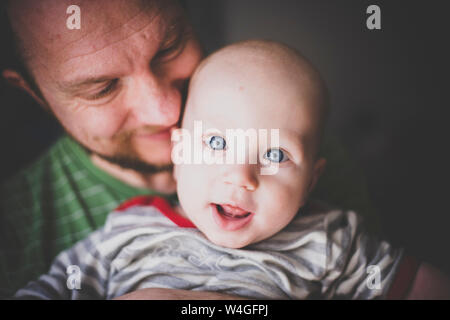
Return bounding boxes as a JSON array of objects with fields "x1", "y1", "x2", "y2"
[{"x1": 308, "y1": 157, "x2": 327, "y2": 195}]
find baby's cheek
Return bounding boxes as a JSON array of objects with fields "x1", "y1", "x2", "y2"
[
  {"x1": 262, "y1": 182, "x2": 304, "y2": 223},
  {"x1": 177, "y1": 164, "x2": 212, "y2": 209}
]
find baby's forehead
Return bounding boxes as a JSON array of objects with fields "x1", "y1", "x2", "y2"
[
  {"x1": 190, "y1": 41, "x2": 324, "y2": 109},
  {"x1": 194, "y1": 42, "x2": 310, "y2": 88},
  {"x1": 184, "y1": 41, "x2": 328, "y2": 158},
  {"x1": 189, "y1": 46, "x2": 320, "y2": 126}
]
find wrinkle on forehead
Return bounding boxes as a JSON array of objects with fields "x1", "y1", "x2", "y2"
[
  {"x1": 60, "y1": 2, "x2": 168, "y2": 64},
  {"x1": 8, "y1": 0, "x2": 172, "y2": 69}
]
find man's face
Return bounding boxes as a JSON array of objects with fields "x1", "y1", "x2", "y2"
[{"x1": 8, "y1": 0, "x2": 202, "y2": 169}]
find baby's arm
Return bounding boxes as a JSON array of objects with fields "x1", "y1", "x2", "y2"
[
  {"x1": 14, "y1": 229, "x2": 107, "y2": 300},
  {"x1": 405, "y1": 262, "x2": 450, "y2": 299}
]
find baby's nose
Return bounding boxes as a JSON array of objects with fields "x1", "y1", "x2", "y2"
[{"x1": 222, "y1": 164, "x2": 259, "y2": 191}]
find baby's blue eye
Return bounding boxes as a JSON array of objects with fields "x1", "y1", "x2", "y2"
[
  {"x1": 207, "y1": 135, "x2": 226, "y2": 150},
  {"x1": 264, "y1": 148, "x2": 288, "y2": 163}
]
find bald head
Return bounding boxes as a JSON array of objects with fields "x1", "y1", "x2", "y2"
[
  {"x1": 5, "y1": 0, "x2": 177, "y2": 72},
  {"x1": 185, "y1": 40, "x2": 329, "y2": 159}
]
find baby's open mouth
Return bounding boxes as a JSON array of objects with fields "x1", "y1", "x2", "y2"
[
  {"x1": 211, "y1": 203, "x2": 254, "y2": 231},
  {"x1": 215, "y1": 204, "x2": 252, "y2": 219}
]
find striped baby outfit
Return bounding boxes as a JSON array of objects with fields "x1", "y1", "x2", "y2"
[{"x1": 14, "y1": 196, "x2": 418, "y2": 299}]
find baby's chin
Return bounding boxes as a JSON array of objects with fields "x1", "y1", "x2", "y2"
[
  {"x1": 206, "y1": 235, "x2": 253, "y2": 249},
  {"x1": 200, "y1": 229, "x2": 261, "y2": 249}
]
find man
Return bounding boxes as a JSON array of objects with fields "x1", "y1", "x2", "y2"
[{"x1": 0, "y1": 0, "x2": 205, "y2": 298}]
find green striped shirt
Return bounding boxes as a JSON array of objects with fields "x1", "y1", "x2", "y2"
[{"x1": 0, "y1": 135, "x2": 177, "y2": 298}]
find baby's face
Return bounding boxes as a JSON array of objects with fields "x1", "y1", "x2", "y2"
[{"x1": 174, "y1": 43, "x2": 326, "y2": 248}]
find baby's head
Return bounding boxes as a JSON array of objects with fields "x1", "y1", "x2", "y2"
[{"x1": 173, "y1": 40, "x2": 329, "y2": 248}]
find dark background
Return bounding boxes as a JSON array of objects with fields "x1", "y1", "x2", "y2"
[{"x1": 1, "y1": 1, "x2": 449, "y2": 273}]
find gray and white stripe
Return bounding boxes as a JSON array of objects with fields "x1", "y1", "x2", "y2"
[{"x1": 14, "y1": 199, "x2": 404, "y2": 300}]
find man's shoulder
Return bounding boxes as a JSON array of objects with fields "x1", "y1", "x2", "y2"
[
  {"x1": 0, "y1": 135, "x2": 69, "y2": 197},
  {"x1": 0, "y1": 135, "x2": 87, "y2": 225}
]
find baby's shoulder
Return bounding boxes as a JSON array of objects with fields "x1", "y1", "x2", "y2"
[{"x1": 290, "y1": 198, "x2": 365, "y2": 235}]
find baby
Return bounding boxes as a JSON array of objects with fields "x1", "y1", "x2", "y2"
[{"x1": 14, "y1": 40, "x2": 438, "y2": 299}]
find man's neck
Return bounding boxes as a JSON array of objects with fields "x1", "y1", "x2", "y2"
[{"x1": 90, "y1": 154, "x2": 177, "y2": 193}]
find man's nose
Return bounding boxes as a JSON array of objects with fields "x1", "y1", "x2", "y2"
[
  {"x1": 222, "y1": 164, "x2": 259, "y2": 192},
  {"x1": 126, "y1": 72, "x2": 181, "y2": 127}
]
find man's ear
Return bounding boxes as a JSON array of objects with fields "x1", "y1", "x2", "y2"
[
  {"x1": 2, "y1": 69, "x2": 47, "y2": 108},
  {"x1": 307, "y1": 157, "x2": 327, "y2": 195}
]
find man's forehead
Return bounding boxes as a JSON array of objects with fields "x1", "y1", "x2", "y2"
[{"x1": 8, "y1": 0, "x2": 172, "y2": 64}]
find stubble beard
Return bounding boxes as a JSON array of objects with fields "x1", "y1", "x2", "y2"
[
  {"x1": 90, "y1": 148, "x2": 174, "y2": 175},
  {"x1": 66, "y1": 128, "x2": 174, "y2": 175}
]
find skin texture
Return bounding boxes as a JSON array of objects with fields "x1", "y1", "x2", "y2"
[
  {"x1": 3, "y1": 0, "x2": 203, "y2": 192},
  {"x1": 174, "y1": 41, "x2": 327, "y2": 249}
]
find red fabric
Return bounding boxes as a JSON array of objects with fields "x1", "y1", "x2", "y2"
[
  {"x1": 115, "y1": 195, "x2": 196, "y2": 228},
  {"x1": 115, "y1": 195, "x2": 155, "y2": 211},
  {"x1": 386, "y1": 254, "x2": 421, "y2": 299}
]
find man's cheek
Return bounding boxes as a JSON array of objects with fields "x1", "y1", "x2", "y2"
[
  {"x1": 71, "y1": 107, "x2": 129, "y2": 139},
  {"x1": 87, "y1": 112, "x2": 126, "y2": 138}
]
